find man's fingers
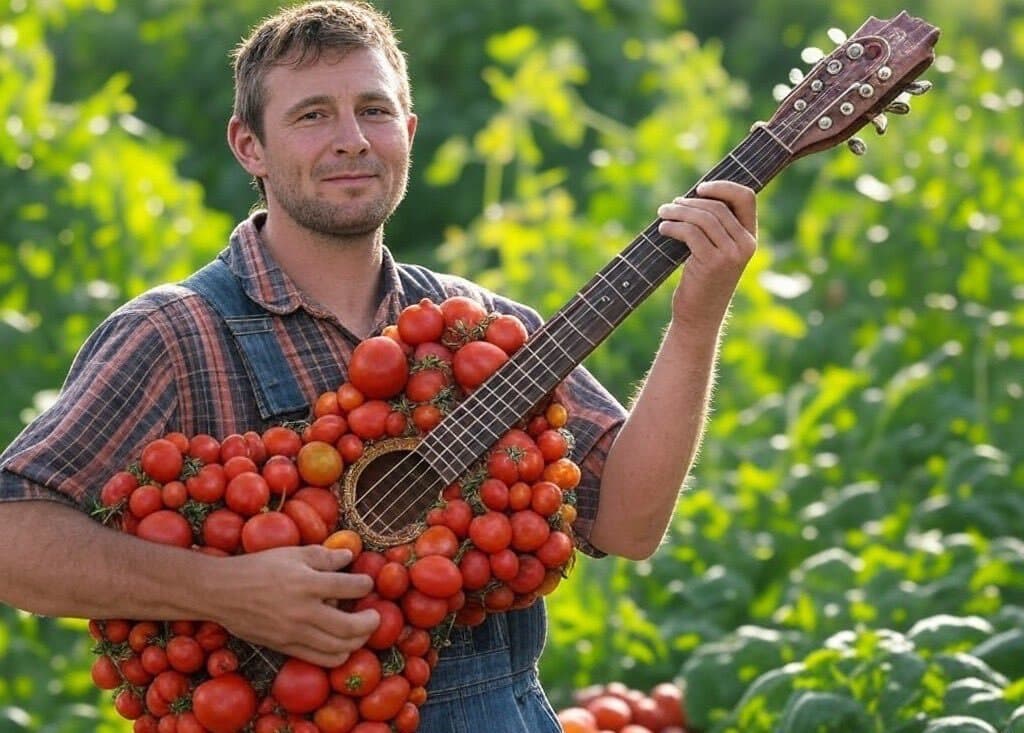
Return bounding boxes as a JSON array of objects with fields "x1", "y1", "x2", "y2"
[
  {"x1": 304, "y1": 545, "x2": 354, "y2": 571},
  {"x1": 695, "y1": 180, "x2": 757, "y2": 235}
]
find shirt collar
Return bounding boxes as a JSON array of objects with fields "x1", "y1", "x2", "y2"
[{"x1": 224, "y1": 211, "x2": 408, "y2": 332}]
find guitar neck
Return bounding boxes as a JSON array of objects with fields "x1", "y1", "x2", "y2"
[{"x1": 417, "y1": 127, "x2": 792, "y2": 482}]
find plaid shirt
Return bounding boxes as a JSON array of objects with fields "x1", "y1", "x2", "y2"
[{"x1": 0, "y1": 212, "x2": 625, "y2": 555}]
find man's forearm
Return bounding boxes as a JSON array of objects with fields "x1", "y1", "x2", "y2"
[
  {"x1": 590, "y1": 318, "x2": 721, "y2": 560},
  {"x1": 0, "y1": 500, "x2": 222, "y2": 621}
]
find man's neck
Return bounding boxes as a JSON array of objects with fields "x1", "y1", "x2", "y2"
[{"x1": 261, "y1": 213, "x2": 385, "y2": 340}]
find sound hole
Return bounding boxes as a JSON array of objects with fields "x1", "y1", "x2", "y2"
[{"x1": 352, "y1": 447, "x2": 444, "y2": 542}]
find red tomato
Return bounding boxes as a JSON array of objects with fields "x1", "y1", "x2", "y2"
[
  {"x1": 346, "y1": 400, "x2": 391, "y2": 441},
  {"x1": 487, "y1": 450, "x2": 519, "y2": 485},
  {"x1": 225, "y1": 472, "x2": 271, "y2": 516},
  {"x1": 219, "y1": 433, "x2": 251, "y2": 462},
  {"x1": 510, "y1": 509, "x2": 551, "y2": 551},
  {"x1": 375, "y1": 561, "x2": 410, "y2": 600},
  {"x1": 336, "y1": 382, "x2": 365, "y2": 412},
  {"x1": 136, "y1": 510, "x2": 193, "y2": 548},
  {"x1": 329, "y1": 648, "x2": 382, "y2": 696},
  {"x1": 468, "y1": 511, "x2": 512, "y2": 553},
  {"x1": 114, "y1": 688, "x2": 145, "y2": 720},
  {"x1": 397, "y1": 627, "x2": 431, "y2": 658},
  {"x1": 128, "y1": 485, "x2": 163, "y2": 519},
  {"x1": 393, "y1": 701, "x2": 421, "y2": 733},
  {"x1": 536, "y1": 429, "x2": 569, "y2": 461},
  {"x1": 479, "y1": 478, "x2": 510, "y2": 511},
  {"x1": 262, "y1": 455, "x2": 301, "y2": 496},
  {"x1": 360, "y1": 599, "x2": 404, "y2": 649},
  {"x1": 306, "y1": 414, "x2": 348, "y2": 444},
  {"x1": 586, "y1": 695, "x2": 633, "y2": 731},
  {"x1": 489, "y1": 548, "x2": 519, "y2": 582},
  {"x1": 336, "y1": 432, "x2": 365, "y2": 463},
  {"x1": 140, "y1": 645, "x2": 169, "y2": 676},
  {"x1": 100, "y1": 471, "x2": 138, "y2": 507},
  {"x1": 516, "y1": 447, "x2": 545, "y2": 483},
  {"x1": 223, "y1": 455, "x2": 258, "y2": 482},
  {"x1": 262, "y1": 425, "x2": 303, "y2": 458},
  {"x1": 194, "y1": 620, "x2": 229, "y2": 651},
  {"x1": 530, "y1": 480, "x2": 563, "y2": 517},
  {"x1": 202, "y1": 508, "x2": 245, "y2": 554},
  {"x1": 409, "y1": 555, "x2": 463, "y2": 598},
  {"x1": 91, "y1": 655, "x2": 120, "y2": 690},
  {"x1": 453, "y1": 340, "x2": 508, "y2": 390},
  {"x1": 404, "y1": 368, "x2": 449, "y2": 402},
  {"x1": 484, "y1": 313, "x2": 528, "y2": 354},
  {"x1": 350, "y1": 549, "x2": 387, "y2": 579},
  {"x1": 358, "y1": 674, "x2": 411, "y2": 722},
  {"x1": 272, "y1": 658, "x2": 331, "y2": 714},
  {"x1": 398, "y1": 298, "x2": 446, "y2": 345},
  {"x1": 483, "y1": 584, "x2": 515, "y2": 612},
  {"x1": 161, "y1": 480, "x2": 188, "y2": 509},
  {"x1": 385, "y1": 410, "x2": 410, "y2": 437},
  {"x1": 402, "y1": 655, "x2": 431, "y2": 688},
  {"x1": 192, "y1": 673, "x2": 257, "y2": 733},
  {"x1": 441, "y1": 498, "x2": 473, "y2": 538},
  {"x1": 458, "y1": 549, "x2": 492, "y2": 590},
  {"x1": 413, "y1": 525, "x2": 459, "y2": 558},
  {"x1": 283, "y1": 499, "x2": 329, "y2": 544},
  {"x1": 349, "y1": 336, "x2": 409, "y2": 399},
  {"x1": 187, "y1": 434, "x2": 222, "y2": 464},
  {"x1": 241, "y1": 511, "x2": 301, "y2": 553},
  {"x1": 165, "y1": 635, "x2": 204, "y2": 674},
  {"x1": 400, "y1": 589, "x2": 450, "y2": 629},
  {"x1": 314, "y1": 390, "x2": 341, "y2": 417},
  {"x1": 536, "y1": 530, "x2": 575, "y2": 568},
  {"x1": 243, "y1": 431, "x2": 267, "y2": 465},
  {"x1": 296, "y1": 441, "x2": 344, "y2": 487},
  {"x1": 313, "y1": 694, "x2": 360, "y2": 733},
  {"x1": 440, "y1": 296, "x2": 487, "y2": 336},
  {"x1": 413, "y1": 341, "x2": 454, "y2": 365},
  {"x1": 412, "y1": 403, "x2": 443, "y2": 433},
  {"x1": 119, "y1": 654, "x2": 152, "y2": 686},
  {"x1": 293, "y1": 486, "x2": 340, "y2": 530},
  {"x1": 206, "y1": 647, "x2": 239, "y2": 677},
  {"x1": 141, "y1": 438, "x2": 184, "y2": 484},
  {"x1": 186, "y1": 463, "x2": 227, "y2": 503},
  {"x1": 507, "y1": 554, "x2": 546, "y2": 594}
]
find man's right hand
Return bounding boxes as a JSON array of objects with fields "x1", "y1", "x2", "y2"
[{"x1": 208, "y1": 545, "x2": 379, "y2": 668}]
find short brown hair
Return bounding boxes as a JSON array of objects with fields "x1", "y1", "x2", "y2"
[{"x1": 231, "y1": 1, "x2": 411, "y2": 141}]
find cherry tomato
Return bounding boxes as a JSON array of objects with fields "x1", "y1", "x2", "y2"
[
  {"x1": 329, "y1": 647, "x2": 382, "y2": 697},
  {"x1": 393, "y1": 701, "x2": 421, "y2": 733},
  {"x1": 400, "y1": 589, "x2": 450, "y2": 629},
  {"x1": 536, "y1": 530, "x2": 575, "y2": 568},
  {"x1": 440, "y1": 296, "x2": 487, "y2": 337},
  {"x1": 346, "y1": 400, "x2": 391, "y2": 441},
  {"x1": 479, "y1": 478, "x2": 510, "y2": 511},
  {"x1": 313, "y1": 694, "x2": 360, "y2": 733},
  {"x1": 186, "y1": 463, "x2": 227, "y2": 503},
  {"x1": 161, "y1": 480, "x2": 188, "y2": 509},
  {"x1": 349, "y1": 336, "x2": 409, "y2": 399},
  {"x1": 165, "y1": 635, "x2": 204, "y2": 674},
  {"x1": 262, "y1": 455, "x2": 301, "y2": 496},
  {"x1": 136, "y1": 510, "x2": 193, "y2": 548},
  {"x1": 323, "y1": 528, "x2": 363, "y2": 558},
  {"x1": 510, "y1": 509, "x2": 551, "y2": 551},
  {"x1": 507, "y1": 554, "x2": 546, "y2": 594},
  {"x1": 468, "y1": 511, "x2": 512, "y2": 554},
  {"x1": 202, "y1": 508, "x2": 245, "y2": 554},
  {"x1": 128, "y1": 485, "x2": 163, "y2": 519},
  {"x1": 453, "y1": 340, "x2": 508, "y2": 390},
  {"x1": 206, "y1": 647, "x2": 239, "y2": 677},
  {"x1": 114, "y1": 688, "x2": 145, "y2": 720},
  {"x1": 262, "y1": 425, "x2": 303, "y2": 458},
  {"x1": 530, "y1": 480, "x2": 563, "y2": 517},
  {"x1": 219, "y1": 433, "x2": 251, "y2": 462},
  {"x1": 241, "y1": 511, "x2": 301, "y2": 553},
  {"x1": 100, "y1": 471, "x2": 138, "y2": 507},
  {"x1": 398, "y1": 298, "x2": 446, "y2": 345},
  {"x1": 91, "y1": 655, "x2": 120, "y2": 689},
  {"x1": 375, "y1": 561, "x2": 410, "y2": 600},
  {"x1": 141, "y1": 438, "x2": 184, "y2": 484},
  {"x1": 409, "y1": 555, "x2": 463, "y2": 598},
  {"x1": 405, "y1": 368, "x2": 449, "y2": 402},
  {"x1": 187, "y1": 434, "x2": 222, "y2": 464},
  {"x1": 272, "y1": 658, "x2": 331, "y2": 714},
  {"x1": 484, "y1": 313, "x2": 528, "y2": 355},
  {"x1": 336, "y1": 382, "x2": 365, "y2": 413},
  {"x1": 359, "y1": 599, "x2": 404, "y2": 649},
  {"x1": 489, "y1": 548, "x2": 520, "y2": 582},
  {"x1": 296, "y1": 441, "x2": 344, "y2": 487},
  {"x1": 358, "y1": 674, "x2": 411, "y2": 722},
  {"x1": 458, "y1": 549, "x2": 492, "y2": 590},
  {"x1": 192, "y1": 673, "x2": 257, "y2": 733},
  {"x1": 412, "y1": 403, "x2": 443, "y2": 433},
  {"x1": 225, "y1": 472, "x2": 271, "y2": 516},
  {"x1": 306, "y1": 414, "x2": 348, "y2": 444},
  {"x1": 283, "y1": 498, "x2": 329, "y2": 544},
  {"x1": 413, "y1": 525, "x2": 459, "y2": 558},
  {"x1": 543, "y1": 457, "x2": 582, "y2": 490}
]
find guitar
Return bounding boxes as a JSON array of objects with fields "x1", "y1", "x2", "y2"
[{"x1": 340, "y1": 11, "x2": 941, "y2": 547}]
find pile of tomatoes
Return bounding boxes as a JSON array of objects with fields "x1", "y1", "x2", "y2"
[
  {"x1": 557, "y1": 680, "x2": 689, "y2": 733},
  {"x1": 87, "y1": 296, "x2": 583, "y2": 733}
]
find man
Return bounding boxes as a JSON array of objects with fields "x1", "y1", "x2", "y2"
[{"x1": 0, "y1": 1, "x2": 755, "y2": 729}]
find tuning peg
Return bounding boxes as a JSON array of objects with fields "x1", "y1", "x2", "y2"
[
  {"x1": 905, "y1": 80, "x2": 933, "y2": 95},
  {"x1": 885, "y1": 100, "x2": 911, "y2": 115},
  {"x1": 871, "y1": 113, "x2": 888, "y2": 135},
  {"x1": 847, "y1": 137, "x2": 867, "y2": 156},
  {"x1": 827, "y1": 27, "x2": 848, "y2": 45}
]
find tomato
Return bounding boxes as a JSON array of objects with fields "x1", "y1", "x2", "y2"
[
  {"x1": 351, "y1": 723, "x2": 391, "y2": 733},
  {"x1": 314, "y1": 389, "x2": 341, "y2": 417},
  {"x1": 307, "y1": 414, "x2": 348, "y2": 444},
  {"x1": 516, "y1": 447, "x2": 545, "y2": 482},
  {"x1": 151, "y1": 669, "x2": 189, "y2": 707},
  {"x1": 413, "y1": 525, "x2": 459, "y2": 558},
  {"x1": 323, "y1": 528, "x2": 363, "y2": 558},
  {"x1": 119, "y1": 654, "x2": 152, "y2": 686},
  {"x1": 261, "y1": 455, "x2": 300, "y2": 496},
  {"x1": 489, "y1": 548, "x2": 519, "y2": 582},
  {"x1": 479, "y1": 478, "x2": 509, "y2": 511},
  {"x1": 201, "y1": 508, "x2": 244, "y2": 554},
  {"x1": 358, "y1": 674, "x2": 411, "y2": 721},
  {"x1": 296, "y1": 441, "x2": 344, "y2": 487},
  {"x1": 508, "y1": 554, "x2": 546, "y2": 594},
  {"x1": 404, "y1": 368, "x2": 448, "y2": 402},
  {"x1": 543, "y1": 457, "x2": 582, "y2": 490},
  {"x1": 348, "y1": 336, "x2": 409, "y2": 399},
  {"x1": 102, "y1": 619, "x2": 131, "y2": 644},
  {"x1": 453, "y1": 340, "x2": 508, "y2": 390},
  {"x1": 165, "y1": 634, "x2": 205, "y2": 674},
  {"x1": 484, "y1": 313, "x2": 528, "y2": 355},
  {"x1": 350, "y1": 549, "x2": 386, "y2": 579},
  {"x1": 587, "y1": 695, "x2": 633, "y2": 731},
  {"x1": 413, "y1": 341, "x2": 454, "y2": 365},
  {"x1": 560, "y1": 502, "x2": 578, "y2": 526},
  {"x1": 133, "y1": 714, "x2": 160, "y2": 733},
  {"x1": 360, "y1": 599, "x2": 404, "y2": 649},
  {"x1": 393, "y1": 701, "x2": 421, "y2": 733},
  {"x1": 411, "y1": 403, "x2": 443, "y2": 433},
  {"x1": 160, "y1": 480, "x2": 188, "y2": 509},
  {"x1": 375, "y1": 561, "x2": 410, "y2": 600},
  {"x1": 510, "y1": 509, "x2": 550, "y2": 551},
  {"x1": 127, "y1": 620, "x2": 160, "y2": 653},
  {"x1": 400, "y1": 589, "x2": 450, "y2": 629},
  {"x1": 440, "y1": 296, "x2": 487, "y2": 338},
  {"x1": 262, "y1": 425, "x2": 303, "y2": 458},
  {"x1": 224, "y1": 472, "x2": 271, "y2": 516},
  {"x1": 483, "y1": 584, "x2": 515, "y2": 612},
  {"x1": 545, "y1": 402, "x2": 569, "y2": 429},
  {"x1": 397, "y1": 627, "x2": 431, "y2": 658},
  {"x1": 283, "y1": 498, "x2": 329, "y2": 544},
  {"x1": 192, "y1": 673, "x2": 257, "y2": 733},
  {"x1": 141, "y1": 644, "x2": 169, "y2": 675},
  {"x1": 243, "y1": 431, "x2": 267, "y2": 465},
  {"x1": 173, "y1": 712, "x2": 206, "y2": 733},
  {"x1": 253, "y1": 714, "x2": 288, "y2": 733},
  {"x1": 114, "y1": 688, "x2": 145, "y2": 720},
  {"x1": 458, "y1": 549, "x2": 492, "y2": 590},
  {"x1": 558, "y1": 706, "x2": 599, "y2": 733},
  {"x1": 141, "y1": 438, "x2": 184, "y2": 484},
  {"x1": 90, "y1": 655, "x2": 120, "y2": 689},
  {"x1": 194, "y1": 620, "x2": 229, "y2": 651},
  {"x1": 136, "y1": 510, "x2": 193, "y2": 548},
  {"x1": 346, "y1": 400, "x2": 391, "y2": 441},
  {"x1": 650, "y1": 682, "x2": 686, "y2": 727},
  {"x1": 384, "y1": 542, "x2": 413, "y2": 564},
  {"x1": 336, "y1": 382, "x2": 365, "y2": 412},
  {"x1": 536, "y1": 530, "x2": 575, "y2": 568},
  {"x1": 272, "y1": 658, "x2": 331, "y2": 714},
  {"x1": 204, "y1": 647, "x2": 238, "y2": 677},
  {"x1": 530, "y1": 480, "x2": 563, "y2": 517},
  {"x1": 402, "y1": 655, "x2": 431, "y2": 688},
  {"x1": 186, "y1": 434, "x2": 221, "y2": 464},
  {"x1": 527, "y1": 414, "x2": 549, "y2": 437},
  {"x1": 313, "y1": 694, "x2": 360, "y2": 733},
  {"x1": 217, "y1": 434, "x2": 249, "y2": 463},
  {"x1": 294, "y1": 486, "x2": 341, "y2": 529},
  {"x1": 100, "y1": 471, "x2": 138, "y2": 507},
  {"x1": 187, "y1": 463, "x2": 227, "y2": 503},
  {"x1": 455, "y1": 603, "x2": 487, "y2": 627},
  {"x1": 396, "y1": 297, "x2": 445, "y2": 344},
  {"x1": 242, "y1": 512, "x2": 301, "y2": 552},
  {"x1": 385, "y1": 410, "x2": 410, "y2": 437},
  {"x1": 409, "y1": 555, "x2": 463, "y2": 598},
  {"x1": 329, "y1": 647, "x2": 382, "y2": 696},
  {"x1": 336, "y1": 432, "x2": 365, "y2": 464},
  {"x1": 536, "y1": 429, "x2": 569, "y2": 461},
  {"x1": 408, "y1": 685, "x2": 428, "y2": 706},
  {"x1": 486, "y1": 450, "x2": 519, "y2": 485},
  {"x1": 468, "y1": 511, "x2": 512, "y2": 553},
  {"x1": 126, "y1": 484, "x2": 162, "y2": 519}
]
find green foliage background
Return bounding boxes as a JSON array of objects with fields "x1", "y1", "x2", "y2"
[{"x1": 1, "y1": 0, "x2": 1022, "y2": 731}]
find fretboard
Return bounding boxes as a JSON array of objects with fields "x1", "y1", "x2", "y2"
[{"x1": 417, "y1": 125, "x2": 792, "y2": 482}]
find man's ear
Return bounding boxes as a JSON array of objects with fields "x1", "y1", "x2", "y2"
[{"x1": 227, "y1": 116, "x2": 267, "y2": 178}]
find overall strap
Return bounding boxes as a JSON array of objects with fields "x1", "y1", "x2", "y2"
[{"x1": 182, "y1": 256, "x2": 309, "y2": 423}]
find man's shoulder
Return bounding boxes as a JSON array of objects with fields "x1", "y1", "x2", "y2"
[{"x1": 101, "y1": 283, "x2": 218, "y2": 335}]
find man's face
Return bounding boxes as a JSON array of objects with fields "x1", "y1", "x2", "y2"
[{"x1": 254, "y1": 47, "x2": 417, "y2": 239}]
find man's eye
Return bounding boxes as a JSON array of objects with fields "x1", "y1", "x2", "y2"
[
  {"x1": 363, "y1": 108, "x2": 391, "y2": 117},
  {"x1": 300, "y1": 111, "x2": 325, "y2": 120}
]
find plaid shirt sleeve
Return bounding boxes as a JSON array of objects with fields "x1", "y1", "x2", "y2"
[
  {"x1": 432, "y1": 275, "x2": 628, "y2": 559},
  {"x1": 0, "y1": 295, "x2": 180, "y2": 509}
]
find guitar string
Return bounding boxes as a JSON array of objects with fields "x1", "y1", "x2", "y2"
[{"x1": 352, "y1": 70, "x2": 869, "y2": 533}]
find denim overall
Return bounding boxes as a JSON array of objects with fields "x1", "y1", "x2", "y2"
[{"x1": 185, "y1": 260, "x2": 561, "y2": 732}]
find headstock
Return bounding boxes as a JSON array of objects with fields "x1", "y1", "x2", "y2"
[{"x1": 763, "y1": 11, "x2": 940, "y2": 160}]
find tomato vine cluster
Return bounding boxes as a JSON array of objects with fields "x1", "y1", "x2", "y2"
[{"x1": 86, "y1": 296, "x2": 584, "y2": 733}]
